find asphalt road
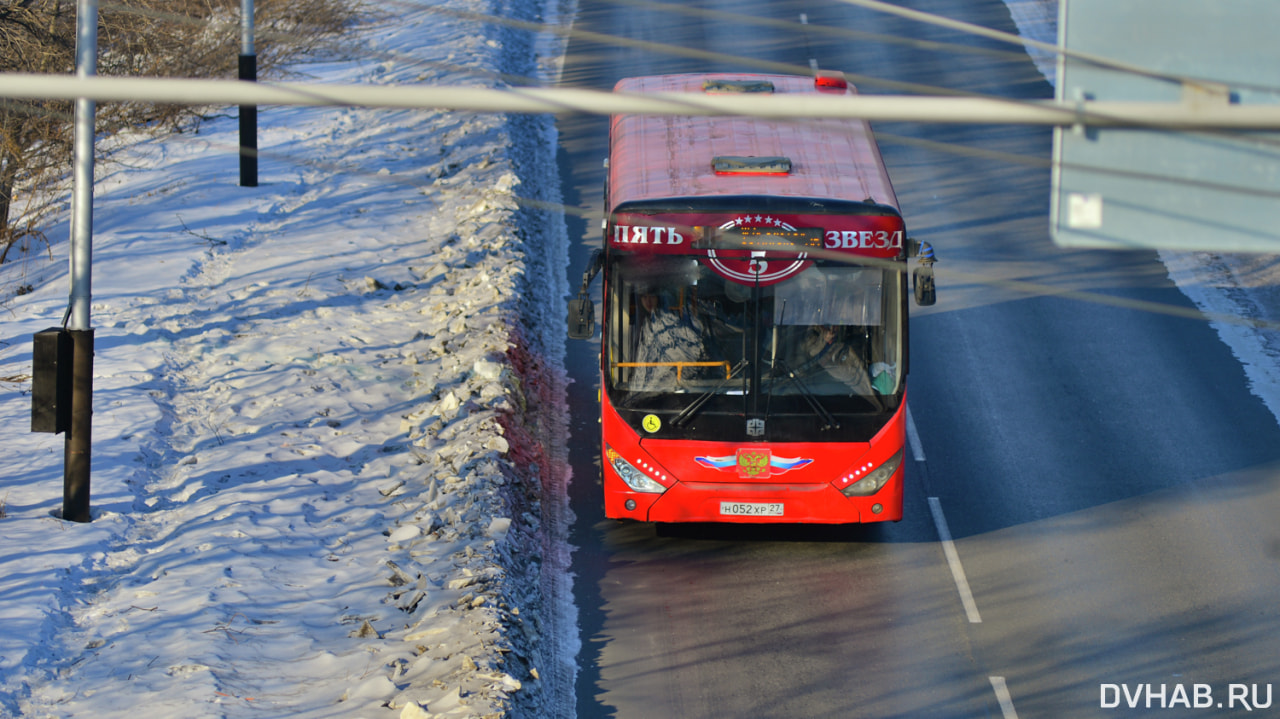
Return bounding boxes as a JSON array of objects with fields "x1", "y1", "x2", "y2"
[{"x1": 555, "y1": 2, "x2": 1280, "y2": 716}]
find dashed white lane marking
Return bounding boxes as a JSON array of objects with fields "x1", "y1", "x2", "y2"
[
  {"x1": 989, "y1": 676, "x2": 1020, "y2": 718},
  {"x1": 928, "y1": 496, "x2": 982, "y2": 623},
  {"x1": 798, "y1": 13, "x2": 819, "y2": 71},
  {"x1": 905, "y1": 403, "x2": 926, "y2": 462}
]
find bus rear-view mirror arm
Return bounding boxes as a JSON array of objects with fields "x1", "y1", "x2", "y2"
[{"x1": 567, "y1": 249, "x2": 604, "y2": 340}]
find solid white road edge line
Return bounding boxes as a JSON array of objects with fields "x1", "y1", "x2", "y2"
[
  {"x1": 989, "y1": 676, "x2": 1020, "y2": 719},
  {"x1": 928, "y1": 496, "x2": 982, "y2": 623}
]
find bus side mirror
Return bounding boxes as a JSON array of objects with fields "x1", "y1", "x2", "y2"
[
  {"x1": 568, "y1": 298, "x2": 595, "y2": 339},
  {"x1": 913, "y1": 266, "x2": 936, "y2": 306}
]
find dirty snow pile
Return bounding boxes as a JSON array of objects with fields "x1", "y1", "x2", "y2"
[{"x1": 0, "y1": 0, "x2": 575, "y2": 717}]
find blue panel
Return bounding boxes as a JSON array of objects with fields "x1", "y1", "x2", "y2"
[{"x1": 1051, "y1": 0, "x2": 1280, "y2": 252}]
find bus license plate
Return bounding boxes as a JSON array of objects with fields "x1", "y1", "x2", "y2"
[{"x1": 720, "y1": 501, "x2": 783, "y2": 517}]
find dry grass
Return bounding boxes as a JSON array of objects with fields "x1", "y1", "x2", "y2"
[{"x1": 1, "y1": 0, "x2": 364, "y2": 269}]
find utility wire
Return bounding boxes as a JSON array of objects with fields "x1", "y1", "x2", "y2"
[
  {"x1": 67, "y1": 119, "x2": 1280, "y2": 336},
  {"x1": 835, "y1": 0, "x2": 1280, "y2": 97},
  {"x1": 415, "y1": 3, "x2": 982, "y2": 99},
  {"x1": 1, "y1": 2, "x2": 1268, "y2": 191},
  {"x1": 41, "y1": 101, "x2": 1276, "y2": 335},
  {"x1": 830, "y1": 0, "x2": 1183, "y2": 90},
  {"x1": 5, "y1": 0, "x2": 1278, "y2": 332},
  {"x1": 9, "y1": 2, "x2": 1271, "y2": 137},
  {"x1": 600, "y1": 0, "x2": 1041, "y2": 68},
  {"x1": 299, "y1": 1, "x2": 1280, "y2": 147},
  {"x1": 873, "y1": 130, "x2": 1280, "y2": 200}
]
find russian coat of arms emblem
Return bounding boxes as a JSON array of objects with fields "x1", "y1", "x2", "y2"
[{"x1": 737, "y1": 449, "x2": 771, "y2": 478}]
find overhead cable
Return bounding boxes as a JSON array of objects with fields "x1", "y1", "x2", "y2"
[{"x1": 5, "y1": 73, "x2": 1280, "y2": 129}]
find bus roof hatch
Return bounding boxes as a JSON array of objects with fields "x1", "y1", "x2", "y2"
[
  {"x1": 713, "y1": 155, "x2": 792, "y2": 175},
  {"x1": 702, "y1": 79, "x2": 774, "y2": 94}
]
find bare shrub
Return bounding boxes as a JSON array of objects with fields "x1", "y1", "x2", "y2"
[{"x1": 0, "y1": 0, "x2": 361, "y2": 264}]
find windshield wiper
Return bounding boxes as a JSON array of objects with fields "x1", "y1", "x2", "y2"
[
  {"x1": 670, "y1": 360, "x2": 748, "y2": 428},
  {"x1": 763, "y1": 299, "x2": 838, "y2": 429},
  {"x1": 770, "y1": 358, "x2": 841, "y2": 430}
]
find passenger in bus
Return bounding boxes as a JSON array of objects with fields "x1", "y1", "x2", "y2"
[
  {"x1": 796, "y1": 325, "x2": 873, "y2": 395},
  {"x1": 632, "y1": 289, "x2": 708, "y2": 390}
]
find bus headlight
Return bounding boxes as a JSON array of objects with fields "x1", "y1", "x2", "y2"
[
  {"x1": 839, "y1": 448, "x2": 903, "y2": 497},
  {"x1": 606, "y1": 446, "x2": 668, "y2": 494}
]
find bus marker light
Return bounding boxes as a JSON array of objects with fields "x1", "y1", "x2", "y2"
[
  {"x1": 815, "y1": 71, "x2": 848, "y2": 91},
  {"x1": 840, "y1": 449, "x2": 904, "y2": 497},
  {"x1": 606, "y1": 446, "x2": 668, "y2": 494}
]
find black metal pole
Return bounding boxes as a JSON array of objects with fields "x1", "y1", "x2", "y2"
[
  {"x1": 63, "y1": 329, "x2": 93, "y2": 522},
  {"x1": 239, "y1": 53, "x2": 258, "y2": 187}
]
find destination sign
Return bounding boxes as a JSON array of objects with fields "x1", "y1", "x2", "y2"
[{"x1": 716, "y1": 226, "x2": 824, "y2": 251}]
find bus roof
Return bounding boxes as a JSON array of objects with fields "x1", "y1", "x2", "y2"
[{"x1": 608, "y1": 73, "x2": 900, "y2": 213}]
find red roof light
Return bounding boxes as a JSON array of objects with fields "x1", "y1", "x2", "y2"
[{"x1": 815, "y1": 72, "x2": 848, "y2": 91}]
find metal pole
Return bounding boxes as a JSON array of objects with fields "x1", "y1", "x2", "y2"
[
  {"x1": 69, "y1": 0, "x2": 95, "y2": 332},
  {"x1": 13, "y1": 75, "x2": 1280, "y2": 130},
  {"x1": 239, "y1": 0, "x2": 257, "y2": 187},
  {"x1": 64, "y1": 0, "x2": 97, "y2": 523}
]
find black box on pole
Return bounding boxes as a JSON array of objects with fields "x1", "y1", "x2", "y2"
[
  {"x1": 32, "y1": 328, "x2": 73, "y2": 434},
  {"x1": 62, "y1": 328, "x2": 94, "y2": 523},
  {"x1": 239, "y1": 53, "x2": 258, "y2": 187}
]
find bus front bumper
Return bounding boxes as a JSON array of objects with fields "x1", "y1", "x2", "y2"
[{"x1": 604, "y1": 474, "x2": 903, "y2": 524}]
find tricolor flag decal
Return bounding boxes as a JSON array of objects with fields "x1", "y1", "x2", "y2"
[{"x1": 695, "y1": 450, "x2": 813, "y2": 478}]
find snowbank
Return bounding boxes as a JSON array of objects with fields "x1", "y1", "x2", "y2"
[{"x1": 0, "y1": 0, "x2": 574, "y2": 716}]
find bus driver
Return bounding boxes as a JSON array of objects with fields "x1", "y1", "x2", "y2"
[{"x1": 796, "y1": 325, "x2": 874, "y2": 395}]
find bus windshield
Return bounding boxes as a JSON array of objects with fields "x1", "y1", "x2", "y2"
[{"x1": 606, "y1": 253, "x2": 904, "y2": 429}]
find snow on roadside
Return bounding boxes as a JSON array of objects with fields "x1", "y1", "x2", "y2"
[
  {"x1": 1000, "y1": 0, "x2": 1057, "y2": 82},
  {"x1": 0, "y1": 0, "x2": 573, "y2": 717},
  {"x1": 1001, "y1": 0, "x2": 1280, "y2": 425},
  {"x1": 1161, "y1": 253, "x2": 1280, "y2": 424}
]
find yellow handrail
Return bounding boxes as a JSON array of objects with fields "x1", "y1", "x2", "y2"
[{"x1": 616, "y1": 361, "x2": 731, "y2": 380}]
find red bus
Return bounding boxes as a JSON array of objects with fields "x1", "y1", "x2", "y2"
[{"x1": 568, "y1": 73, "x2": 936, "y2": 524}]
